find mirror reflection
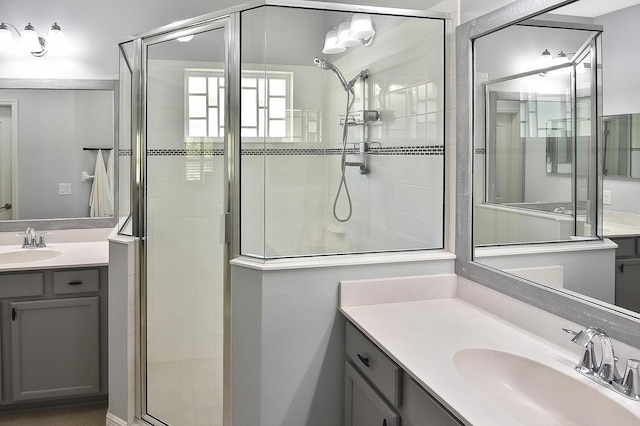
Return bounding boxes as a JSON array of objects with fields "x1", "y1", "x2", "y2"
[
  {"x1": 0, "y1": 84, "x2": 116, "y2": 223},
  {"x1": 472, "y1": 1, "x2": 640, "y2": 316},
  {"x1": 603, "y1": 113, "x2": 640, "y2": 178},
  {"x1": 474, "y1": 22, "x2": 601, "y2": 246}
]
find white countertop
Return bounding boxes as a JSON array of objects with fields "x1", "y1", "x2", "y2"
[
  {"x1": 603, "y1": 212, "x2": 640, "y2": 237},
  {"x1": 0, "y1": 228, "x2": 111, "y2": 271},
  {"x1": 340, "y1": 274, "x2": 640, "y2": 425},
  {"x1": 0, "y1": 241, "x2": 109, "y2": 271}
]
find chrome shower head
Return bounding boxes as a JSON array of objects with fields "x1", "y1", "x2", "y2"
[
  {"x1": 314, "y1": 56, "x2": 350, "y2": 92},
  {"x1": 313, "y1": 57, "x2": 332, "y2": 70}
]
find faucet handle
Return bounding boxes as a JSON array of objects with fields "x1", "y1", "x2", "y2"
[
  {"x1": 621, "y1": 359, "x2": 640, "y2": 398},
  {"x1": 563, "y1": 327, "x2": 599, "y2": 373}
]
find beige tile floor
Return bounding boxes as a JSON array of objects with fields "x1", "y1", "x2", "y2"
[
  {"x1": 0, "y1": 402, "x2": 107, "y2": 426},
  {"x1": 0, "y1": 358, "x2": 221, "y2": 426}
]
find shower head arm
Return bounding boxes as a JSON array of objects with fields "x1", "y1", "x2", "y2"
[{"x1": 347, "y1": 69, "x2": 368, "y2": 90}]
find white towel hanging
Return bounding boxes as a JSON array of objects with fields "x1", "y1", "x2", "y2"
[
  {"x1": 89, "y1": 149, "x2": 114, "y2": 217},
  {"x1": 107, "y1": 149, "x2": 114, "y2": 208}
]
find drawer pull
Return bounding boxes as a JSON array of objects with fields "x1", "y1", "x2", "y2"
[
  {"x1": 357, "y1": 353, "x2": 370, "y2": 367},
  {"x1": 68, "y1": 281, "x2": 83, "y2": 286}
]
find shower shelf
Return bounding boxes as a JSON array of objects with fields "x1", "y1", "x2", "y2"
[{"x1": 339, "y1": 110, "x2": 380, "y2": 127}]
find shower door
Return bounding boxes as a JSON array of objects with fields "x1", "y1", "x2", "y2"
[{"x1": 141, "y1": 17, "x2": 232, "y2": 426}]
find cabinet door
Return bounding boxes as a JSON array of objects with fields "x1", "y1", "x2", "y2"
[
  {"x1": 11, "y1": 297, "x2": 100, "y2": 401},
  {"x1": 400, "y1": 374, "x2": 462, "y2": 426},
  {"x1": 615, "y1": 259, "x2": 640, "y2": 312},
  {"x1": 345, "y1": 361, "x2": 399, "y2": 426}
]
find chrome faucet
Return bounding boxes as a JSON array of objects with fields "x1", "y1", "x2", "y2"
[
  {"x1": 565, "y1": 326, "x2": 640, "y2": 400},
  {"x1": 21, "y1": 226, "x2": 47, "y2": 248}
]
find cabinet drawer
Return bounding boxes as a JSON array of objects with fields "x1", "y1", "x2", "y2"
[
  {"x1": 0, "y1": 273, "x2": 44, "y2": 298},
  {"x1": 613, "y1": 238, "x2": 637, "y2": 258},
  {"x1": 346, "y1": 322, "x2": 401, "y2": 406},
  {"x1": 53, "y1": 270, "x2": 99, "y2": 295}
]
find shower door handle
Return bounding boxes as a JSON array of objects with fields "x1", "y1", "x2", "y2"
[{"x1": 220, "y1": 212, "x2": 231, "y2": 244}]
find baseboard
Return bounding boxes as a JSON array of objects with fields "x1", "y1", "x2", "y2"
[{"x1": 106, "y1": 411, "x2": 129, "y2": 426}]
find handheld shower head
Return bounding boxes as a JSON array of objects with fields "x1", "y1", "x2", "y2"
[
  {"x1": 314, "y1": 56, "x2": 350, "y2": 92},
  {"x1": 313, "y1": 57, "x2": 332, "y2": 70}
]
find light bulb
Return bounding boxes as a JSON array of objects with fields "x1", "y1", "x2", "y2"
[
  {"x1": 555, "y1": 51, "x2": 569, "y2": 64},
  {"x1": 322, "y1": 29, "x2": 345, "y2": 55},
  {"x1": 349, "y1": 14, "x2": 375, "y2": 39},
  {"x1": 47, "y1": 22, "x2": 66, "y2": 53},
  {"x1": 20, "y1": 23, "x2": 42, "y2": 53},
  {"x1": 539, "y1": 49, "x2": 553, "y2": 66},
  {"x1": 177, "y1": 35, "x2": 194, "y2": 42},
  {"x1": 336, "y1": 21, "x2": 359, "y2": 48},
  {"x1": 0, "y1": 23, "x2": 14, "y2": 52}
]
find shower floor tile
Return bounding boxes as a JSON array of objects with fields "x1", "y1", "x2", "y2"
[{"x1": 147, "y1": 357, "x2": 223, "y2": 425}]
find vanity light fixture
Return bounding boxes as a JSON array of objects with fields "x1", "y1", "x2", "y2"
[
  {"x1": 539, "y1": 49, "x2": 573, "y2": 65},
  {"x1": 0, "y1": 21, "x2": 66, "y2": 56},
  {"x1": 538, "y1": 49, "x2": 577, "y2": 76},
  {"x1": 538, "y1": 49, "x2": 553, "y2": 66},
  {"x1": 322, "y1": 27, "x2": 345, "y2": 54},
  {"x1": 349, "y1": 14, "x2": 375, "y2": 40},
  {"x1": 322, "y1": 14, "x2": 375, "y2": 54},
  {"x1": 555, "y1": 51, "x2": 569, "y2": 64},
  {"x1": 336, "y1": 21, "x2": 359, "y2": 48}
]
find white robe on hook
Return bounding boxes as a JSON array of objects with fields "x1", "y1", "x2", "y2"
[{"x1": 89, "y1": 149, "x2": 114, "y2": 217}]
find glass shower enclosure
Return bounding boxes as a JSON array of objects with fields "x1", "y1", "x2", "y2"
[{"x1": 119, "y1": 2, "x2": 445, "y2": 425}]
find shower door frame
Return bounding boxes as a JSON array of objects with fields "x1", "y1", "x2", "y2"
[{"x1": 132, "y1": 12, "x2": 240, "y2": 426}]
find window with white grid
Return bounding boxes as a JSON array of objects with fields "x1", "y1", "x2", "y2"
[{"x1": 185, "y1": 69, "x2": 293, "y2": 141}]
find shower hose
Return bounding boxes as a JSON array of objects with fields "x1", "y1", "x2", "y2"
[{"x1": 333, "y1": 86, "x2": 356, "y2": 222}]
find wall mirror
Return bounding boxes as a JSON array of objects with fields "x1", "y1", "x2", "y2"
[
  {"x1": 604, "y1": 113, "x2": 640, "y2": 178},
  {"x1": 456, "y1": 0, "x2": 640, "y2": 348},
  {"x1": 0, "y1": 79, "x2": 118, "y2": 231}
]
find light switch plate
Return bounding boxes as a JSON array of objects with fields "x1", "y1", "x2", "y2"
[
  {"x1": 59, "y1": 183, "x2": 71, "y2": 195},
  {"x1": 603, "y1": 190, "x2": 612, "y2": 205}
]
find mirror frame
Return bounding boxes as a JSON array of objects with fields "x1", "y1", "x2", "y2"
[
  {"x1": 0, "y1": 79, "x2": 118, "y2": 231},
  {"x1": 455, "y1": 0, "x2": 640, "y2": 348}
]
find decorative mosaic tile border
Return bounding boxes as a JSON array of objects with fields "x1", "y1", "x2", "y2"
[{"x1": 136, "y1": 145, "x2": 444, "y2": 157}]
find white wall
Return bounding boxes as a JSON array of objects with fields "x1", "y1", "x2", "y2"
[
  {"x1": 596, "y1": 5, "x2": 640, "y2": 215},
  {"x1": 476, "y1": 243, "x2": 617, "y2": 303},
  {"x1": 231, "y1": 255, "x2": 455, "y2": 426},
  {"x1": 0, "y1": 0, "x2": 242, "y2": 80},
  {"x1": 596, "y1": 4, "x2": 640, "y2": 116}
]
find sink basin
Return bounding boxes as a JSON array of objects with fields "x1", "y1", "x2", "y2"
[
  {"x1": 0, "y1": 249, "x2": 62, "y2": 264},
  {"x1": 454, "y1": 348, "x2": 639, "y2": 425}
]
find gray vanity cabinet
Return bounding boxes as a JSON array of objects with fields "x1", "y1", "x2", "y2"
[
  {"x1": 10, "y1": 297, "x2": 100, "y2": 401},
  {"x1": 345, "y1": 361, "x2": 399, "y2": 426},
  {"x1": 345, "y1": 321, "x2": 462, "y2": 426},
  {"x1": 612, "y1": 236, "x2": 640, "y2": 312},
  {"x1": 0, "y1": 267, "x2": 107, "y2": 409}
]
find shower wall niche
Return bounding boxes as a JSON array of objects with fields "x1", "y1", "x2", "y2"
[{"x1": 240, "y1": 6, "x2": 446, "y2": 258}]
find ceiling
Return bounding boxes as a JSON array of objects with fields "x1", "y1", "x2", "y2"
[
  {"x1": 553, "y1": 0, "x2": 640, "y2": 17},
  {"x1": 460, "y1": 0, "x2": 640, "y2": 22},
  {"x1": 3, "y1": 0, "x2": 640, "y2": 80}
]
